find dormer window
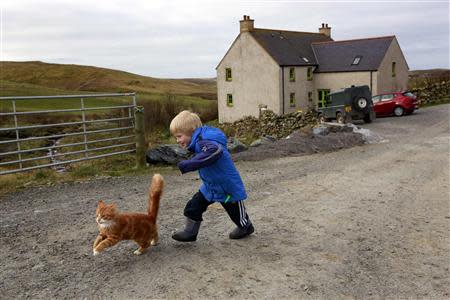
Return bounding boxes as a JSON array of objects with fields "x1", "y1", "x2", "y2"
[{"x1": 352, "y1": 56, "x2": 362, "y2": 65}]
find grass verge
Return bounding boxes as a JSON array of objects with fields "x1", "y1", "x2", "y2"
[
  {"x1": 420, "y1": 97, "x2": 450, "y2": 108},
  {"x1": 0, "y1": 153, "x2": 175, "y2": 197}
]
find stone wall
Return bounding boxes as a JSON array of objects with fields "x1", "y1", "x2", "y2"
[
  {"x1": 411, "y1": 81, "x2": 450, "y2": 105},
  {"x1": 218, "y1": 110, "x2": 318, "y2": 141}
]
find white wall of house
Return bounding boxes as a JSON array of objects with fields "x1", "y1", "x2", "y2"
[
  {"x1": 283, "y1": 66, "x2": 316, "y2": 113},
  {"x1": 377, "y1": 37, "x2": 409, "y2": 94},
  {"x1": 314, "y1": 71, "x2": 373, "y2": 96},
  {"x1": 372, "y1": 71, "x2": 379, "y2": 95},
  {"x1": 216, "y1": 33, "x2": 281, "y2": 123}
]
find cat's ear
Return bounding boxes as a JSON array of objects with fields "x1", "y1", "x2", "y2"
[
  {"x1": 98, "y1": 200, "x2": 106, "y2": 208},
  {"x1": 109, "y1": 203, "x2": 117, "y2": 210}
]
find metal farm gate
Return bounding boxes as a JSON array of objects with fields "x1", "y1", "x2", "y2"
[{"x1": 0, "y1": 93, "x2": 146, "y2": 175}]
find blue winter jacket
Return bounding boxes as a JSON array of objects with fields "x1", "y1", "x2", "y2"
[{"x1": 178, "y1": 126, "x2": 247, "y2": 203}]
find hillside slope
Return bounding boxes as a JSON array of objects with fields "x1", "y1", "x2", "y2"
[{"x1": 0, "y1": 61, "x2": 216, "y2": 99}]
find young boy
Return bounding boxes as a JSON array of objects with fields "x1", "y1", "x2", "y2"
[{"x1": 170, "y1": 110, "x2": 254, "y2": 242}]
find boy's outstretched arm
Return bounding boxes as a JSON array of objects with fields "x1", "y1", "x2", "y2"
[{"x1": 178, "y1": 140, "x2": 223, "y2": 174}]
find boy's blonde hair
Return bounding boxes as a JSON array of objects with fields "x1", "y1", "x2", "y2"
[{"x1": 170, "y1": 110, "x2": 202, "y2": 135}]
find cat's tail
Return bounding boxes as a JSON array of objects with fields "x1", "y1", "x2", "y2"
[{"x1": 148, "y1": 173, "x2": 164, "y2": 221}]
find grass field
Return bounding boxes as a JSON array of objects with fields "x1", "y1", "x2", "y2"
[
  {"x1": 0, "y1": 61, "x2": 216, "y2": 98},
  {"x1": 408, "y1": 68, "x2": 450, "y2": 89},
  {"x1": 0, "y1": 61, "x2": 218, "y2": 135}
]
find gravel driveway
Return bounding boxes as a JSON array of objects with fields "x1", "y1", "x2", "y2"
[{"x1": 1, "y1": 105, "x2": 449, "y2": 299}]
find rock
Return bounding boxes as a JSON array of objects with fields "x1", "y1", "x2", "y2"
[
  {"x1": 313, "y1": 126, "x2": 330, "y2": 136},
  {"x1": 227, "y1": 137, "x2": 248, "y2": 153},
  {"x1": 146, "y1": 144, "x2": 190, "y2": 165},
  {"x1": 250, "y1": 135, "x2": 277, "y2": 147},
  {"x1": 298, "y1": 125, "x2": 313, "y2": 136}
]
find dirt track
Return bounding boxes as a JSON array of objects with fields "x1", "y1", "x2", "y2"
[{"x1": 1, "y1": 105, "x2": 449, "y2": 299}]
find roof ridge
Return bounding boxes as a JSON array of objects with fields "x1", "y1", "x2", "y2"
[
  {"x1": 253, "y1": 27, "x2": 327, "y2": 36},
  {"x1": 312, "y1": 35, "x2": 395, "y2": 45}
]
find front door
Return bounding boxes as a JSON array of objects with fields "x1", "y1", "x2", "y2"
[{"x1": 318, "y1": 89, "x2": 330, "y2": 109}]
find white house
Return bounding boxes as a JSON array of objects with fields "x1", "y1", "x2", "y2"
[{"x1": 216, "y1": 16, "x2": 409, "y2": 122}]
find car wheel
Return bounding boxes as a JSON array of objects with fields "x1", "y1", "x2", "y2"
[
  {"x1": 394, "y1": 106, "x2": 404, "y2": 117},
  {"x1": 336, "y1": 112, "x2": 345, "y2": 124},
  {"x1": 351, "y1": 88, "x2": 370, "y2": 112},
  {"x1": 356, "y1": 97, "x2": 368, "y2": 110}
]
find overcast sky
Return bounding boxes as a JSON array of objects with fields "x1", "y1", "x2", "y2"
[{"x1": 1, "y1": 0, "x2": 449, "y2": 78}]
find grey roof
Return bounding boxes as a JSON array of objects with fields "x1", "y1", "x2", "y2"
[
  {"x1": 312, "y1": 36, "x2": 395, "y2": 72},
  {"x1": 249, "y1": 29, "x2": 333, "y2": 66}
]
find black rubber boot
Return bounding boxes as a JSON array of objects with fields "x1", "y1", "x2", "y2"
[
  {"x1": 229, "y1": 223, "x2": 254, "y2": 239},
  {"x1": 172, "y1": 217, "x2": 201, "y2": 242}
]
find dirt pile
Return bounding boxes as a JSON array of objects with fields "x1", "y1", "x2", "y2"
[{"x1": 233, "y1": 124, "x2": 365, "y2": 162}]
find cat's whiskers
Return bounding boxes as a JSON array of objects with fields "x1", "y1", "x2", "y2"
[{"x1": 98, "y1": 219, "x2": 113, "y2": 228}]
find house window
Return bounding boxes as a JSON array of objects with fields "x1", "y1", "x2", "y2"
[
  {"x1": 226, "y1": 94, "x2": 233, "y2": 107},
  {"x1": 352, "y1": 56, "x2": 362, "y2": 65},
  {"x1": 225, "y1": 68, "x2": 232, "y2": 81},
  {"x1": 308, "y1": 91, "x2": 313, "y2": 102},
  {"x1": 318, "y1": 89, "x2": 330, "y2": 108},
  {"x1": 392, "y1": 62, "x2": 396, "y2": 77},
  {"x1": 307, "y1": 67, "x2": 313, "y2": 81},
  {"x1": 289, "y1": 68, "x2": 295, "y2": 82},
  {"x1": 290, "y1": 93, "x2": 296, "y2": 107}
]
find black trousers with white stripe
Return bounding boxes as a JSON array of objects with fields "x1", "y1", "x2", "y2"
[{"x1": 184, "y1": 192, "x2": 250, "y2": 227}]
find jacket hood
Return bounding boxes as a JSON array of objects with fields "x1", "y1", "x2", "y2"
[{"x1": 188, "y1": 126, "x2": 227, "y2": 151}]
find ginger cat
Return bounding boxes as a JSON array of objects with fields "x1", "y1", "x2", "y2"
[{"x1": 93, "y1": 174, "x2": 164, "y2": 256}]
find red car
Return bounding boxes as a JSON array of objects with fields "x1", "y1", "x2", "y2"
[{"x1": 372, "y1": 91, "x2": 419, "y2": 117}]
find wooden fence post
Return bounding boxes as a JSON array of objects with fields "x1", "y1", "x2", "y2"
[{"x1": 134, "y1": 106, "x2": 146, "y2": 168}]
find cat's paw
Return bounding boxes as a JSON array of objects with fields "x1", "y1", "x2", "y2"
[
  {"x1": 93, "y1": 249, "x2": 100, "y2": 256},
  {"x1": 133, "y1": 249, "x2": 142, "y2": 255},
  {"x1": 150, "y1": 240, "x2": 158, "y2": 246}
]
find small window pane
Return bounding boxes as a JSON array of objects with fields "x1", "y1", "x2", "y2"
[
  {"x1": 307, "y1": 67, "x2": 313, "y2": 81},
  {"x1": 381, "y1": 94, "x2": 393, "y2": 101},
  {"x1": 227, "y1": 94, "x2": 233, "y2": 107},
  {"x1": 290, "y1": 93, "x2": 296, "y2": 107},
  {"x1": 225, "y1": 68, "x2": 232, "y2": 81},
  {"x1": 289, "y1": 68, "x2": 295, "y2": 82}
]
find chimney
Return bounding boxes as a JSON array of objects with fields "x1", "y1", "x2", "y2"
[
  {"x1": 319, "y1": 23, "x2": 331, "y2": 38},
  {"x1": 240, "y1": 15, "x2": 254, "y2": 33}
]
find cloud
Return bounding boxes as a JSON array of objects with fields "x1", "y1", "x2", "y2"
[{"x1": 1, "y1": 0, "x2": 449, "y2": 77}]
